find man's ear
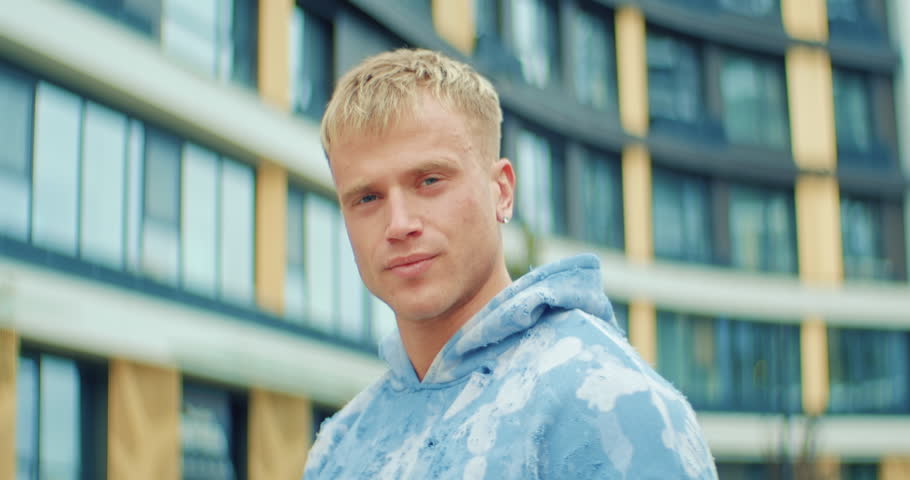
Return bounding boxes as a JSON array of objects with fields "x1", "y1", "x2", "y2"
[{"x1": 492, "y1": 157, "x2": 515, "y2": 221}]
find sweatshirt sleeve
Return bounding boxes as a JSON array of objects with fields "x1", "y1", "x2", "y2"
[{"x1": 542, "y1": 357, "x2": 718, "y2": 479}]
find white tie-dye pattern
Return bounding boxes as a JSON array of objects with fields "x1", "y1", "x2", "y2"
[
  {"x1": 460, "y1": 330, "x2": 582, "y2": 457},
  {"x1": 377, "y1": 423, "x2": 433, "y2": 480},
  {"x1": 463, "y1": 456, "x2": 487, "y2": 479},
  {"x1": 444, "y1": 373, "x2": 490, "y2": 420},
  {"x1": 597, "y1": 411, "x2": 634, "y2": 476},
  {"x1": 579, "y1": 313, "x2": 713, "y2": 477},
  {"x1": 576, "y1": 359, "x2": 650, "y2": 413}
]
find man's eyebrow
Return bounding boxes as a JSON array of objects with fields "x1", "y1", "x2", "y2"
[
  {"x1": 410, "y1": 158, "x2": 459, "y2": 177},
  {"x1": 340, "y1": 181, "x2": 375, "y2": 205}
]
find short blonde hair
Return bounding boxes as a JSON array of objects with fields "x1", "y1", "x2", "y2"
[{"x1": 321, "y1": 48, "x2": 503, "y2": 162}]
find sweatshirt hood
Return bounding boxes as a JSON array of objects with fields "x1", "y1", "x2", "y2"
[{"x1": 378, "y1": 254, "x2": 616, "y2": 387}]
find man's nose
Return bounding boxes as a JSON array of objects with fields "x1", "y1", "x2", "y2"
[{"x1": 385, "y1": 191, "x2": 422, "y2": 241}]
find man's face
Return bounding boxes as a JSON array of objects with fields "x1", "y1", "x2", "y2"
[{"x1": 329, "y1": 98, "x2": 513, "y2": 324}]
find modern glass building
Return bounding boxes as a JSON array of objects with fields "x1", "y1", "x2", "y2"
[{"x1": 0, "y1": 0, "x2": 908, "y2": 479}]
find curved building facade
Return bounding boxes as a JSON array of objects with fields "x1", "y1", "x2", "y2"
[{"x1": 0, "y1": 0, "x2": 908, "y2": 479}]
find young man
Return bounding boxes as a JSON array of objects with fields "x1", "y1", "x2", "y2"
[{"x1": 304, "y1": 48, "x2": 717, "y2": 479}]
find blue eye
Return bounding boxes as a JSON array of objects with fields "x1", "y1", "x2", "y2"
[
  {"x1": 359, "y1": 194, "x2": 378, "y2": 204},
  {"x1": 422, "y1": 177, "x2": 440, "y2": 186}
]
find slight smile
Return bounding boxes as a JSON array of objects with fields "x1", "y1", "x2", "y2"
[{"x1": 385, "y1": 254, "x2": 438, "y2": 278}]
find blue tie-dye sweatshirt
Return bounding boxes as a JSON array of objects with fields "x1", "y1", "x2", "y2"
[{"x1": 303, "y1": 254, "x2": 718, "y2": 479}]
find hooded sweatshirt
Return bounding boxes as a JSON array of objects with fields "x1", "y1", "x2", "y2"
[{"x1": 303, "y1": 254, "x2": 718, "y2": 479}]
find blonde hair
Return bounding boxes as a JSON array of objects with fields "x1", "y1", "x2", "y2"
[{"x1": 321, "y1": 48, "x2": 503, "y2": 162}]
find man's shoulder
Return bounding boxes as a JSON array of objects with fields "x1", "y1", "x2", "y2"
[{"x1": 531, "y1": 307, "x2": 690, "y2": 411}]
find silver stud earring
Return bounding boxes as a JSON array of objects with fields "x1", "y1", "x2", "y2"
[{"x1": 500, "y1": 216, "x2": 510, "y2": 224}]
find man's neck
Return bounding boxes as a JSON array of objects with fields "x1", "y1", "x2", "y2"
[{"x1": 397, "y1": 264, "x2": 512, "y2": 382}]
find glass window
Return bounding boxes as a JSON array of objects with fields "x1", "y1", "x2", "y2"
[
  {"x1": 161, "y1": 0, "x2": 255, "y2": 85},
  {"x1": 32, "y1": 82, "x2": 82, "y2": 255},
  {"x1": 658, "y1": 312, "x2": 802, "y2": 412},
  {"x1": 570, "y1": 7, "x2": 616, "y2": 112},
  {"x1": 142, "y1": 128, "x2": 182, "y2": 284},
  {"x1": 842, "y1": 464, "x2": 880, "y2": 480},
  {"x1": 181, "y1": 144, "x2": 219, "y2": 295},
  {"x1": 828, "y1": 327, "x2": 909, "y2": 413},
  {"x1": 0, "y1": 63, "x2": 34, "y2": 240},
  {"x1": 290, "y1": 5, "x2": 332, "y2": 119},
  {"x1": 72, "y1": 0, "x2": 163, "y2": 38},
  {"x1": 230, "y1": 0, "x2": 258, "y2": 87},
  {"x1": 338, "y1": 222, "x2": 367, "y2": 342},
  {"x1": 16, "y1": 356, "x2": 38, "y2": 480},
  {"x1": 17, "y1": 353, "x2": 106, "y2": 480},
  {"x1": 729, "y1": 183, "x2": 796, "y2": 273},
  {"x1": 611, "y1": 301, "x2": 629, "y2": 335},
  {"x1": 841, "y1": 195, "x2": 892, "y2": 281},
  {"x1": 305, "y1": 194, "x2": 338, "y2": 332},
  {"x1": 161, "y1": 0, "x2": 221, "y2": 75},
  {"x1": 181, "y1": 383, "x2": 245, "y2": 480},
  {"x1": 715, "y1": 463, "x2": 775, "y2": 480},
  {"x1": 514, "y1": 126, "x2": 566, "y2": 235},
  {"x1": 720, "y1": 52, "x2": 788, "y2": 148},
  {"x1": 81, "y1": 102, "x2": 128, "y2": 269},
  {"x1": 647, "y1": 30, "x2": 702, "y2": 127},
  {"x1": 833, "y1": 68, "x2": 872, "y2": 153},
  {"x1": 39, "y1": 357, "x2": 81, "y2": 480},
  {"x1": 717, "y1": 0, "x2": 778, "y2": 17},
  {"x1": 506, "y1": 0, "x2": 559, "y2": 88},
  {"x1": 125, "y1": 120, "x2": 146, "y2": 272},
  {"x1": 576, "y1": 147, "x2": 623, "y2": 248},
  {"x1": 827, "y1": 0, "x2": 888, "y2": 41},
  {"x1": 219, "y1": 159, "x2": 254, "y2": 303},
  {"x1": 652, "y1": 168, "x2": 713, "y2": 264},
  {"x1": 286, "y1": 189, "x2": 306, "y2": 321}
]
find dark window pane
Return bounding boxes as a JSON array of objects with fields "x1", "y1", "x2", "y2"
[
  {"x1": 652, "y1": 168, "x2": 713, "y2": 263},
  {"x1": 717, "y1": 0, "x2": 778, "y2": 17},
  {"x1": 828, "y1": 328, "x2": 910, "y2": 413},
  {"x1": 833, "y1": 69, "x2": 872, "y2": 153},
  {"x1": 72, "y1": 0, "x2": 162, "y2": 37},
  {"x1": 827, "y1": 0, "x2": 888, "y2": 41},
  {"x1": 842, "y1": 463, "x2": 880, "y2": 480},
  {"x1": 571, "y1": 8, "x2": 616, "y2": 111},
  {"x1": 720, "y1": 52, "x2": 788, "y2": 148},
  {"x1": 728, "y1": 183, "x2": 796, "y2": 273},
  {"x1": 231, "y1": 0, "x2": 258, "y2": 87},
  {"x1": 143, "y1": 128, "x2": 181, "y2": 283},
  {"x1": 577, "y1": 148, "x2": 623, "y2": 248},
  {"x1": 658, "y1": 313, "x2": 801, "y2": 412},
  {"x1": 506, "y1": 0, "x2": 560, "y2": 88},
  {"x1": 291, "y1": 5, "x2": 332, "y2": 119},
  {"x1": 647, "y1": 30, "x2": 703, "y2": 127},
  {"x1": 0, "y1": 63, "x2": 34, "y2": 240},
  {"x1": 285, "y1": 189, "x2": 306, "y2": 320},
  {"x1": 181, "y1": 384, "x2": 243, "y2": 480},
  {"x1": 611, "y1": 301, "x2": 629, "y2": 335},
  {"x1": 841, "y1": 195, "x2": 893, "y2": 281},
  {"x1": 513, "y1": 126, "x2": 566, "y2": 235},
  {"x1": 16, "y1": 357, "x2": 38, "y2": 480}
]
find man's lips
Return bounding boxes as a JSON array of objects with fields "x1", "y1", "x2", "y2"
[{"x1": 384, "y1": 253, "x2": 438, "y2": 278}]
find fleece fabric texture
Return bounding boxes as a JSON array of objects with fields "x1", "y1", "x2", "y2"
[{"x1": 303, "y1": 254, "x2": 718, "y2": 479}]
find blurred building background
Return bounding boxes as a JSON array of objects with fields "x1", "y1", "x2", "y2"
[{"x1": 0, "y1": 0, "x2": 908, "y2": 479}]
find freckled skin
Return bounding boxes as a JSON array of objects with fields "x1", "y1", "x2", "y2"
[{"x1": 329, "y1": 96, "x2": 515, "y2": 379}]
